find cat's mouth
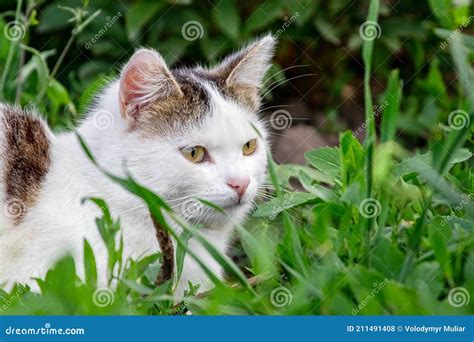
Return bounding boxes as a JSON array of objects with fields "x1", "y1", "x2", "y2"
[
  {"x1": 221, "y1": 202, "x2": 240, "y2": 210},
  {"x1": 221, "y1": 197, "x2": 250, "y2": 211}
]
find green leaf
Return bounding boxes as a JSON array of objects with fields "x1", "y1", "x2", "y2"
[
  {"x1": 252, "y1": 192, "x2": 316, "y2": 218},
  {"x1": 298, "y1": 170, "x2": 340, "y2": 203},
  {"x1": 428, "y1": 0, "x2": 453, "y2": 28},
  {"x1": 175, "y1": 230, "x2": 192, "y2": 282},
  {"x1": 429, "y1": 216, "x2": 453, "y2": 281},
  {"x1": 243, "y1": 0, "x2": 285, "y2": 33},
  {"x1": 452, "y1": 35, "x2": 474, "y2": 108},
  {"x1": 212, "y1": 0, "x2": 240, "y2": 39},
  {"x1": 371, "y1": 238, "x2": 404, "y2": 279},
  {"x1": 380, "y1": 69, "x2": 402, "y2": 143},
  {"x1": 393, "y1": 149, "x2": 472, "y2": 178},
  {"x1": 37, "y1": 4, "x2": 72, "y2": 33},
  {"x1": 434, "y1": 29, "x2": 474, "y2": 50},
  {"x1": 276, "y1": 164, "x2": 334, "y2": 187},
  {"x1": 47, "y1": 79, "x2": 70, "y2": 105},
  {"x1": 281, "y1": 211, "x2": 307, "y2": 274},
  {"x1": 314, "y1": 17, "x2": 340, "y2": 45},
  {"x1": 125, "y1": 2, "x2": 165, "y2": 41},
  {"x1": 83, "y1": 239, "x2": 98, "y2": 288},
  {"x1": 403, "y1": 155, "x2": 474, "y2": 219},
  {"x1": 340, "y1": 131, "x2": 364, "y2": 188},
  {"x1": 305, "y1": 147, "x2": 341, "y2": 180}
]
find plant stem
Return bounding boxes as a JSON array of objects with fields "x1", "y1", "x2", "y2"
[
  {"x1": 0, "y1": 0, "x2": 23, "y2": 100},
  {"x1": 151, "y1": 211, "x2": 175, "y2": 286},
  {"x1": 15, "y1": 1, "x2": 35, "y2": 102},
  {"x1": 35, "y1": 34, "x2": 76, "y2": 105},
  {"x1": 361, "y1": 0, "x2": 380, "y2": 267}
]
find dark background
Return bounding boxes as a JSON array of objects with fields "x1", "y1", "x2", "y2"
[{"x1": 1, "y1": 0, "x2": 470, "y2": 163}]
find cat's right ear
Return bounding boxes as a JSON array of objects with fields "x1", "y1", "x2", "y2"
[{"x1": 119, "y1": 49, "x2": 183, "y2": 120}]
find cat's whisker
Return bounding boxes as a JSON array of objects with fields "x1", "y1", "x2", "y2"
[
  {"x1": 258, "y1": 104, "x2": 295, "y2": 114},
  {"x1": 266, "y1": 131, "x2": 291, "y2": 137},
  {"x1": 261, "y1": 64, "x2": 309, "y2": 87},
  {"x1": 117, "y1": 204, "x2": 147, "y2": 215},
  {"x1": 261, "y1": 73, "x2": 318, "y2": 99}
]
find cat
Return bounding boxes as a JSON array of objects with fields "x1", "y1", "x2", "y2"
[{"x1": 0, "y1": 35, "x2": 275, "y2": 297}]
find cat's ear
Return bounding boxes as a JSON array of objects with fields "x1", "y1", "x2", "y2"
[
  {"x1": 210, "y1": 35, "x2": 276, "y2": 109},
  {"x1": 119, "y1": 49, "x2": 183, "y2": 120}
]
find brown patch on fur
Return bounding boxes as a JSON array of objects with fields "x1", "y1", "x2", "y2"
[
  {"x1": 131, "y1": 63, "x2": 261, "y2": 136},
  {"x1": 194, "y1": 62, "x2": 261, "y2": 113},
  {"x1": 135, "y1": 70, "x2": 211, "y2": 135},
  {"x1": 2, "y1": 107, "x2": 51, "y2": 224}
]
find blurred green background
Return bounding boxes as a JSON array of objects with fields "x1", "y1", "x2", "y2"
[{"x1": 1, "y1": 0, "x2": 472, "y2": 156}]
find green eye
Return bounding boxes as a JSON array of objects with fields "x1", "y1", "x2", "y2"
[
  {"x1": 181, "y1": 146, "x2": 207, "y2": 163},
  {"x1": 243, "y1": 139, "x2": 257, "y2": 156}
]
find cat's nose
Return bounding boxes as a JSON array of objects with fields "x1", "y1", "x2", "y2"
[{"x1": 227, "y1": 176, "x2": 250, "y2": 199}]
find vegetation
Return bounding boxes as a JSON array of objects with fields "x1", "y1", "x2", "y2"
[{"x1": 0, "y1": 0, "x2": 473, "y2": 315}]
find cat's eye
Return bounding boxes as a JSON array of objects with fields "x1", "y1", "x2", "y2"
[
  {"x1": 242, "y1": 139, "x2": 257, "y2": 156},
  {"x1": 181, "y1": 146, "x2": 207, "y2": 163}
]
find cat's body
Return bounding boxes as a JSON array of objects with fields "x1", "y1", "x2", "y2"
[{"x1": 0, "y1": 36, "x2": 275, "y2": 295}]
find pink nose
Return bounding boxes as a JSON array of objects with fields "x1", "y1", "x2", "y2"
[{"x1": 227, "y1": 176, "x2": 250, "y2": 198}]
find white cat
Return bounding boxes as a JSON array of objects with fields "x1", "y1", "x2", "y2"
[{"x1": 0, "y1": 35, "x2": 275, "y2": 296}]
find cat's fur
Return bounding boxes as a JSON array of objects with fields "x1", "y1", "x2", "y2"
[{"x1": 0, "y1": 35, "x2": 275, "y2": 295}]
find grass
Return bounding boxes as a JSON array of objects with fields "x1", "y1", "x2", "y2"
[{"x1": 0, "y1": 0, "x2": 473, "y2": 315}]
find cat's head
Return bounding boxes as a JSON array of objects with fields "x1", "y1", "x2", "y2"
[{"x1": 113, "y1": 35, "x2": 276, "y2": 227}]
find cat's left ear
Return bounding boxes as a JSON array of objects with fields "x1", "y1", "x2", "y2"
[
  {"x1": 119, "y1": 49, "x2": 183, "y2": 121},
  {"x1": 210, "y1": 34, "x2": 276, "y2": 110}
]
